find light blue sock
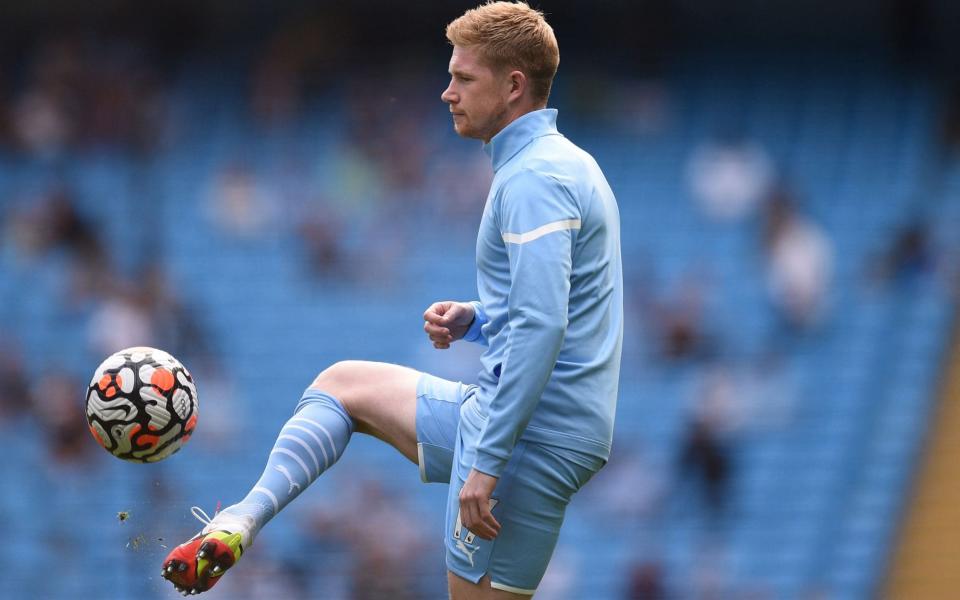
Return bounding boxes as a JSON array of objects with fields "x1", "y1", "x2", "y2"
[{"x1": 217, "y1": 389, "x2": 354, "y2": 539}]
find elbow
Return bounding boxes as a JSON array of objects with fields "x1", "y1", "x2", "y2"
[
  {"x1": 541, "y1": 319, "x2": 567, "y2": 339},
  {"x1": 515, "y1": 306, "x2": 567, "y2": 338}
]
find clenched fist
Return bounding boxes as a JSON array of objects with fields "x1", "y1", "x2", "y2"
[{"x1": 423, "y1": 301, "x2": 475, "y2": 349}]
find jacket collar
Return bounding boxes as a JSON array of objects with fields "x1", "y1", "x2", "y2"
[{"x1": 482, "y1": 109, "x2": 560, "y2": 172}]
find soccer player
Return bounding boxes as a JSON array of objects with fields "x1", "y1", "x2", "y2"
[{"x1": 161, "y1": 2, "x2": 622, "y2": 597}]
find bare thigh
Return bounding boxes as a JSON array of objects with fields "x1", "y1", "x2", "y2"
[
  {"x1": 310, "y1": 360, "x2": 421, "y2": 463},
  {"x1": 448, "y1": 573, "x2": 530, "y2": 600}
]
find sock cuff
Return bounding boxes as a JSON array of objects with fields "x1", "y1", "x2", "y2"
[{"x1": 296, "y1": 388, "x2": 356, "y2": 434}]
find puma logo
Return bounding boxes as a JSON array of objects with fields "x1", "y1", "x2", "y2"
[
  {"x1": 274, "y1": 464, "x2": 301, "y2": 495},
  {"x1": 456, "y1": 540, "x2": 479, "y2": 567},
  {"x1": 451, "y1": 498, "x2": 498, "y2": 567}
]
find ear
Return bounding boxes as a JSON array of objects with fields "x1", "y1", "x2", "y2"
[{"x1": 506, "y1": 70, "x2": 527, "y2": 103}]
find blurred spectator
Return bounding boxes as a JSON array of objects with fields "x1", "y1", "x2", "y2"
[
  {"x1": 87, "y1": 283, "x2": 157, "y2": 356},
  {"x1": 268, "y1": 157, "x2": 353, "y2": 281},
  {"x1": 342, "y1": 72, "x2": 433, "y2": 196},
  {"x1": 674, "y1": 366, "x2": 743, "y2": 524},
  {"x1": 320, "y1": 145, "x2": 386, "y2": 222},
  {"x1": 250, "y1": 18, "x2": 346, "y2": 126},
  {"x1": 5, "y1": 186, "x2": 112, "y2": 304},
  {"x1": 32, "y1": 369, "x2": 96, "y2": 466},
  {"x1": 12, "y1": 35, "x2": 166, "y2": 157},
  {"x1": 13, "y1": 36, "x2": 85, "y2": 158},
  {"x1": 0, "y1": 342, "x2": 31, "y2": 422},
  {"x1": 625, "y1": 559, "x2": 667, "y2": 600},
  {"x1": 870, "y1": 221, "x2": 936, "y2": 286},
  {"x1": 687, "y1": 132, "x2": 774, "y2": 222},
  {"x1": 13, "y1": 86, "x2": 72, "y2": 158},
  {"x1": 677, "y1": 414, "x2": 731, "y2": 522},
  {"x1": 761, "y1": 185, "x2": 833, "y2": 332},
  {"x1": 138, "y1": 263, "x2": 212, "y2": 363},
  {"x1": 206, "y1": 162, "x2": 279, "y2": 239},
  {"x1": 298, "y1": 209, "x2": 348, "y2": 279},
  {"x1": 626, "y1": 264, "x2": 718, "y2": 366},
  {"x1": 87, "y1": 264, "x2": 212, "y2": 363},
  {"x1": 646, "y1": 272, "x2": 718, "y2": 363},
  {"x1": 7, "y1": 186, "x2": 106, "y2": 265}
]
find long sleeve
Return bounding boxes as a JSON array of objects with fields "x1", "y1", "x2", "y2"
[{"x1": 473, "y1": 168, "x2": 579, "y2": 477}]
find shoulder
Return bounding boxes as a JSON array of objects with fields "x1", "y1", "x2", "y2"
[
  {"x1": 524, "y1": 135, "x2": 597, "y2": 182},
  {"x1": 501, "y1": 166, "x2": 562, "y2": 196},
  {"x1": 496, "y1": 166, "x2": 579, "y2": 214}
]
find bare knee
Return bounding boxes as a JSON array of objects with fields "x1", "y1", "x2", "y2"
[
  {"x1": 309, "y1": 360, "x2": 420, "y2": 425},
  {"x1": 309, "y1": 360, "x2": 369, "y2": 416}
]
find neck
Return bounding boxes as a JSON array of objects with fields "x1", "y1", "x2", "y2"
[{"x1": 483, "y1": 102, "x2": 546, "y2": 143}]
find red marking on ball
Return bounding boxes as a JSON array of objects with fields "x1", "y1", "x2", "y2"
[
  {"x1": 151, "y1": 369, "x2": 175, "y2": 393},
  {"x1": 138, "y1": 433, "x2": 161, "y2": 450},
  {"x1": 89, "y1": 424, "x2": 106, "y2": 447}
]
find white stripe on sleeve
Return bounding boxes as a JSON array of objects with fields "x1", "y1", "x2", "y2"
[{"x1": 501, "y1": 219, "x2": 581, "y2": 245}]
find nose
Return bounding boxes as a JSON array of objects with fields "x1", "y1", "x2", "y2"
[{"x1": 441, "y1": 82, "x2": 457, "y2": 105}]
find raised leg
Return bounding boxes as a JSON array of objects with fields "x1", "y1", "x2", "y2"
[{"x1": 162, "y1": 360, "x2": 423, "y2": 595}]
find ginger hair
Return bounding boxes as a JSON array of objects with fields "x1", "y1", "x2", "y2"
[{"x1": 446, "y1": 2, "x2": 560, "y2": 105}]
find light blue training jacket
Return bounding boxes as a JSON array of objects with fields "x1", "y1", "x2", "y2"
[{"x1": 462, "y1": 108, "x2": 623, "y2": 478}]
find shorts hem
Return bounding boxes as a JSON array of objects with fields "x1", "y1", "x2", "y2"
[
  {"x1": 446, "y1": 564, "x2": 483, "y2": 585},
  {"x1": 417, "y1": 443, "x2": 427, "y2": 483},
  {"x1": 446, "y1": 565, "x2": 537, "y2": 596},
  {"x1": 491, "y1": 581, "x2": 536, "y2": 595}
]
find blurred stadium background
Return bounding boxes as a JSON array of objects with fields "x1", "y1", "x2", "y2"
[{"x1": 2, "y1": 0, "x2": 959, "y2": 598}]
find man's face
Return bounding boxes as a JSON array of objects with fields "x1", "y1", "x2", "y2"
[{"x1": 441, "y1": 45, "x2": 511, "y2": 143}]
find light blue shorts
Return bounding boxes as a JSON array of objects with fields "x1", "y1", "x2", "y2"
[{"x1": 415, "y1": 373, "x2": 602, "y2": 595}]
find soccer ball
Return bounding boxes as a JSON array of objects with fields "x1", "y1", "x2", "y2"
[{"x1": 86, "y1": 347, "x2": 198, "y2": 463}]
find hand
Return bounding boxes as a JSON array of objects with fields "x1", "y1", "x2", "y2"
[
  {"x1": 423, "y1": 301, "x2": 475, "y2": 349},
  {"x1": 458, "y1": 469, "x2": 500, "y2": 541}
]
